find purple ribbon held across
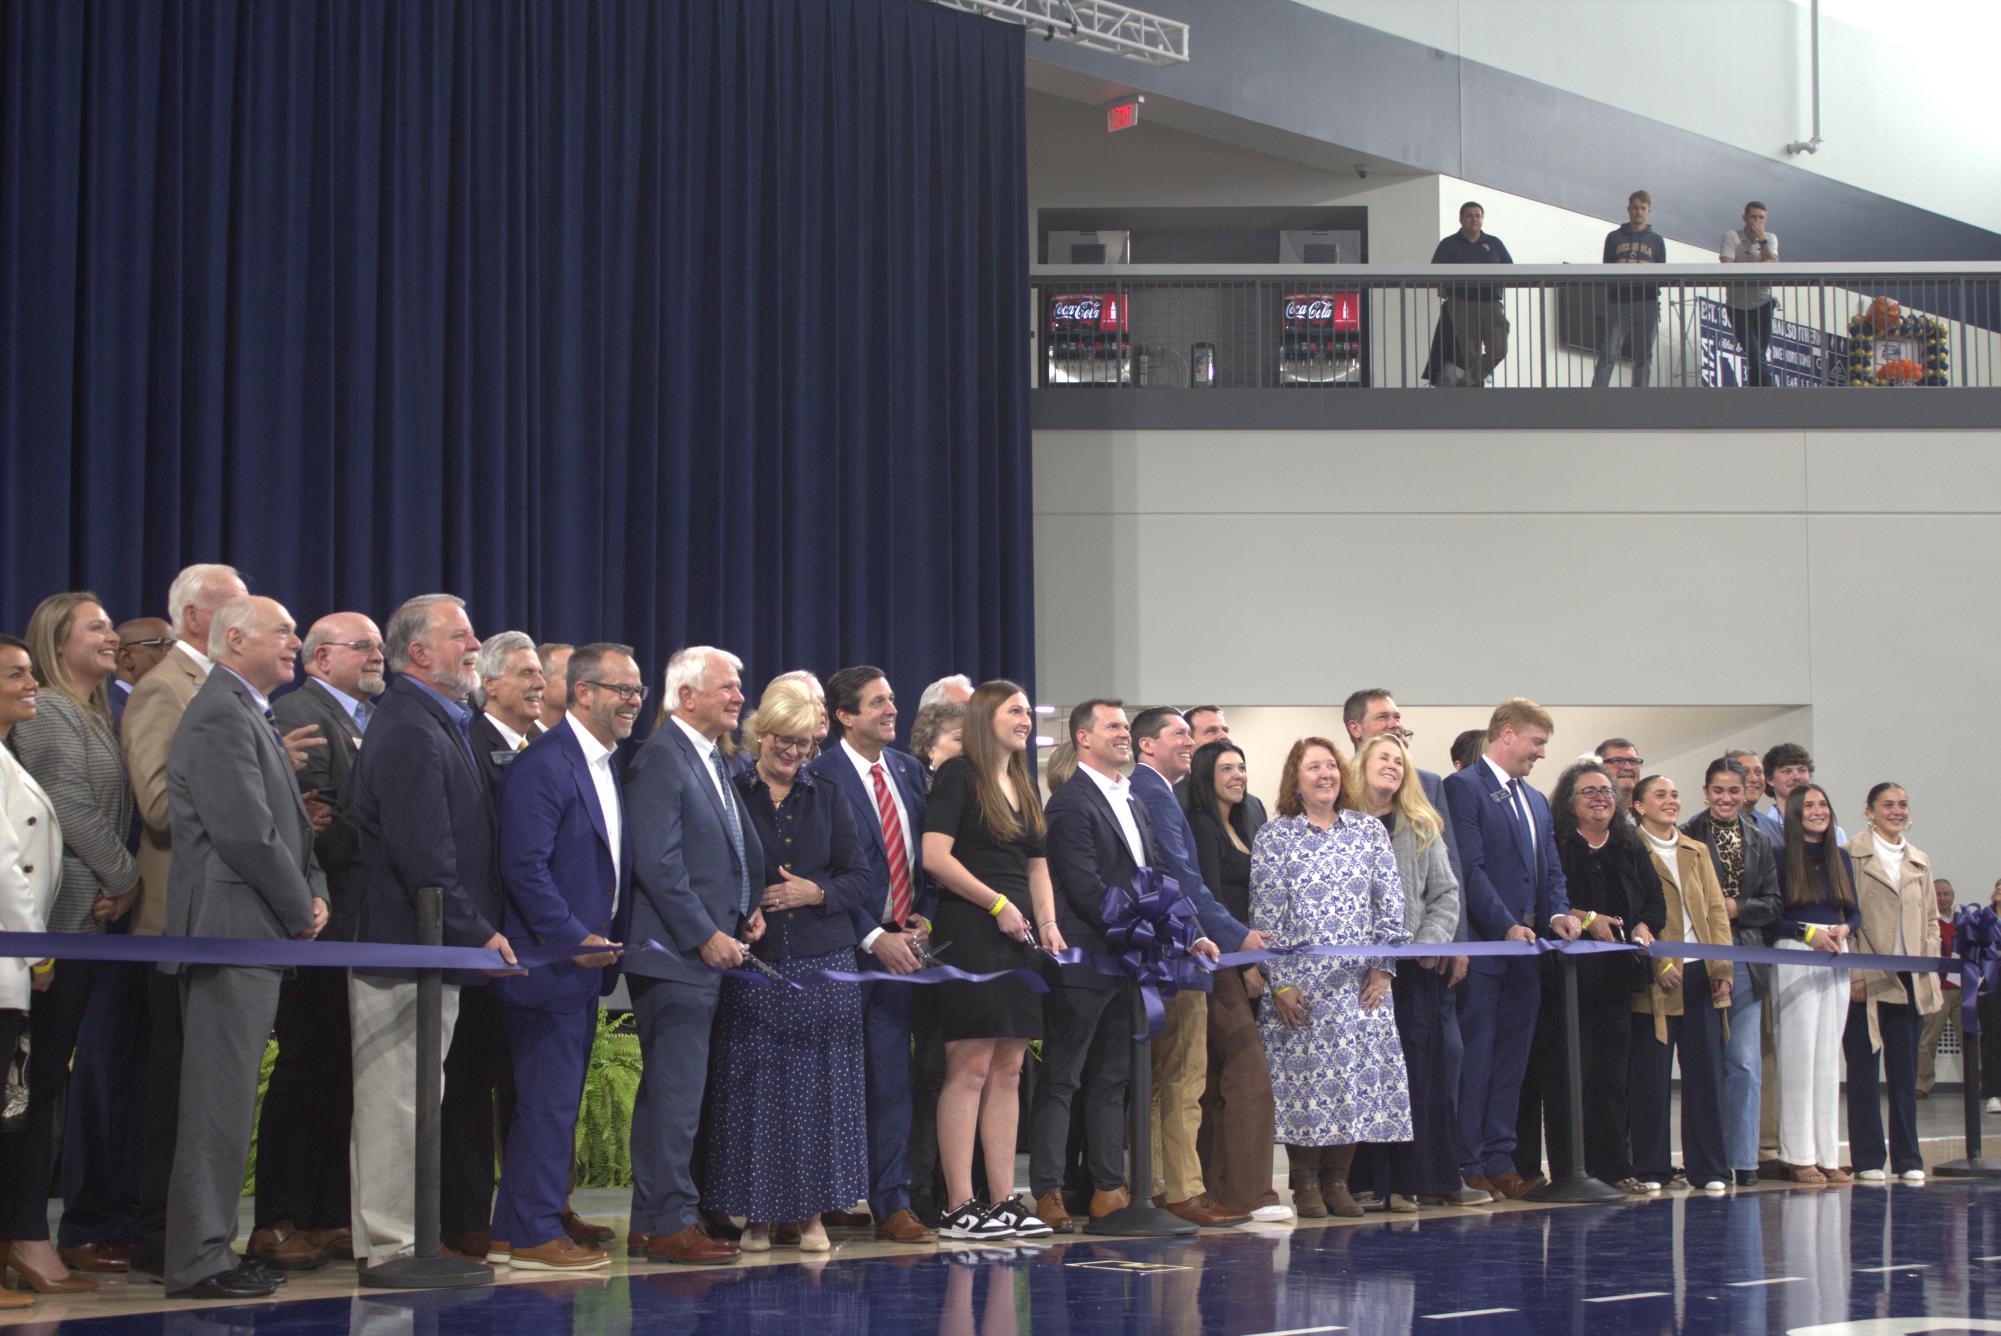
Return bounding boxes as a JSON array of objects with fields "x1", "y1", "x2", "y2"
[
  {"x1": 1098, "y1": 866, "x2": 1202, "y2": 1038},
  {"x1": 1952, "y1": 905, "x2": 2001, "y2": 1038}
]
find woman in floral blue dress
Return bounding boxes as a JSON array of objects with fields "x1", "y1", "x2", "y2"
[{"x1": 1252, "y1": 736, "x2": 1413, "y2": 1219}]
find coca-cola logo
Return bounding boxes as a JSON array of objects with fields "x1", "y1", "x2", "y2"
[
  {"x1": 1052, "y1": 297, "x2": 1104, "y2": 323},
  {"x1": 1285, "y1": 297, "x2": 1334, "y2": 321}
]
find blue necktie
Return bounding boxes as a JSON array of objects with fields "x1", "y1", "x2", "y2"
[
  {"x1": 1509, "y1": 779, "x2": 1539, "y2": 884},
  {"x1": 710, "y1": 749, "x2": 753, "y2": 917},
  {"x1": 354, "y1": 699, "x2": 373, "y2": 735}
]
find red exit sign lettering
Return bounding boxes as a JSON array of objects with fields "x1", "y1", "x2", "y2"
[{"x1": 1105, "y1": 98, "x2": 1141, "y2": 134}]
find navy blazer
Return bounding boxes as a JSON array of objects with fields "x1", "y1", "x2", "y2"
[
  {"x1": 1044, "y1": 769, "x2": 1162, "y2": 991},
  {"x1": 734, "y1": 766, "x2": 872, "y2": 961},
  {"x1": 1131, "y1": 763, "x2": 1248, "y2": 983},
  {"x1": 350, "y1": 675, "x2": 501, "y2": 980},
  {"x1": 804, "y1": 741, "x2": 935, "y2": 941},
  {"x1": 621, "y1": 716, "x2": 766, "y2": 985},
  {"x1": 1440, "y1": 760, "x2": 1569, "y2": 973},
  {"x1": 492, "y1": 717, "x2": 635, "y2": 1012}
]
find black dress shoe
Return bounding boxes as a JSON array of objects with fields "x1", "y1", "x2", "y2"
[
  {"x1": 238, "y1": 1256, "x2": 290, "y2": 1285},
  {"x1": 1734, "y1": 1169, "x2": 1759, "y2": 1188},
  {"x1": 166, "y1": 1266, "x2": 282, "y2": 1300}
]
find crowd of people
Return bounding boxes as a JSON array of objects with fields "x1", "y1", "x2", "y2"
[{"x1": 0, "y1": 569, "x2": 1991, "y2": 1307}]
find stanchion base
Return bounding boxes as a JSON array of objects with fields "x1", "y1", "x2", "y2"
[
  {"x1": 1933, "y1": 1157, "x2": 2001, "y2": 1179},
  {"x1": 1525, "y1": 1174, "x2": 1631, "y2": 1205},
  {"x1": 1082, "y1": 1204, "x2": 1199, "y2": 1237},
  {"x1": 358, "y1": 1254, "x2": 495, "y2": 1289}
]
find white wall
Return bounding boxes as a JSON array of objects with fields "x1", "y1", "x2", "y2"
[
  {"x1": 1033, "y1": 426, "x2": 2001, "y2": 894},
  {"x1": 1295, "y1": 0, "x2": 2001, "y2": 230}
]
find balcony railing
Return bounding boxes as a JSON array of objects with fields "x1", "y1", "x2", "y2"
[{"x1": 1030, "y1": 263, "x2": 2001, "y2": 391}]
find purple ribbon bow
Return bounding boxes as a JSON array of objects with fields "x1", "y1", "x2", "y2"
[
  {"x1": 1952, "y1": 905, "x2": 2000, "y2": 1037},
  {"x1": 1099, "y1": 866, "x2": 1202, "y2": 1038}
]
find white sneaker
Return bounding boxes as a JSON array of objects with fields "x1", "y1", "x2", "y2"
[
  {"x1": 1250, "y1": 1204, "x2": 1294, "y2": 1223},
  {"x1": 1856, "y1": 1168, "x2": 1887, "y2": 1183},
  {"x1": 1898, "y1": 1169, "x2": 1926, "y2": 1183},
  {"x1": 940, "y1": 1200, "x2": 1010, "y2": 1242},
  {"x1": 1987, "y1": 1097, "x2": 2001, "y2": 1114},
  {"x1": 1702, "y1": 1181, "x2": 1728, "y2": 1193},
  {"x1": 1640, "y1": 1181, "x2": 1662, "y2": 1193}
]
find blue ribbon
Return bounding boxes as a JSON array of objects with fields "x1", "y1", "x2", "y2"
[
  {"x1": 1953, "y1": 905, "x2": 2001, "y2": 1037},
  {"x1": 1094, "y1": 866, "x2": 1203, "y2": 1038},
  {"x1": 722, "y1": 961, "x2": 1051, "y2": 994},
  {"x1": 0, "y1": 929, "x2": 638, "y2": 972},
  {"x1": 1208, "y1": 936, "x2": 1957, "y2": 973}
]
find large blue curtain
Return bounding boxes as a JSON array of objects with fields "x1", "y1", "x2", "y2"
[{"x1": 0, "y1": 0, "x2": 1033, "y2": 702}]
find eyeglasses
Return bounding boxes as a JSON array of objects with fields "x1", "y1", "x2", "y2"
[
  {"x1": 122, "y1": 636, "x2": 175, "y2": 649},
  {"x1": 1575, "y1": 786, "x2": 1617, "y2": 799},
  {"x1": 766, "y1": 735, "x2": 815, "y2": 756},
  {"x1": 582, "y1": 680, "x2": 649, "y2": 703},
  {"x1": 1604, "y1": 755, "x2": 1645, "y2": 768},
  {"x1": 330, "y1": 639, "x2": 385, "y2": 655}
]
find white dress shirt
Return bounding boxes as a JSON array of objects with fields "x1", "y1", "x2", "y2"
[
  {"x1": 670, "y1": 713, "x2": 732, "y2": 808},
  {"x1": 484, "y1": 710, "x2": 530, "y2": 752},
  {"x1": 174, "y1": 637, "x2": 214, "y2": 678},
  {"x1": 1079, "y1": 762, "x2": 1148, "y2": 868},
  {"x1": 842, "y1": 737, "x2": 914, "y2": 950},
  {"x1": 569, "y1": 716, "x2": 624, "y2": 891},
  {"x1": 1482, "y1": 755, "x2": 1536, "y2": 852}
]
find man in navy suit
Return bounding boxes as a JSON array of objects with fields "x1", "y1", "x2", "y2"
[
  {"x1": 1440, "y1": 698, "x2": 1581, "y2": 1200},
  {"x1": 806, "y1": 666, "x2": 937, "y2": 1243},
  {"x1": 487, "y1": 643, "x2": 641, "y2": 1272},
  {"x1": 1031, "y1": 701, "x2": 1218, "y2": 1232},
  {"x1": 347, "y1": 594, "x2": 515, "y2": 1271},
  {"x1": 1128, "y1": 707, "x2": 1260, "y2": 1228},
  {"x1": 622, "y1": 645, "x2": 765, "y2": 1266}
]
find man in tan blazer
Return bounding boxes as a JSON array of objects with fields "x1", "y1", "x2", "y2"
[{"x1": 120, "y1": 563, "x2": 245, "y2": 1281}]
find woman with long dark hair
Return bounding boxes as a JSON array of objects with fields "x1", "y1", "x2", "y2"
[
  {"x1": 1544, "y1": 760, "x2": 1662, "y2": 1194},
  {"x1": 1186, "y1": 739, "x2": 1284, "y2": 1220},
  {"x1": 1844, "y1": 781, "x2": 1942, "y2": 1183},
  {"x1": 1769, "y1": 782, "x2": 1859, "y2": 1184},
  {"x1": 920, "y1": 680, "x2": 1063, "y2": 1240}
]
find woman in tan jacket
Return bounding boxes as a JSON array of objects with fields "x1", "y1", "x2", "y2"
[
  {"x1": 1842, "y1": 782, "x2": 1943, "y2": 1183},
  {"x1": 1629, "y1": 776, "x2": 1733, "y2": 1192}
]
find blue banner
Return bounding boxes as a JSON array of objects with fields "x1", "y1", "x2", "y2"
[{"x1": 1698, "y1": 295, "x2": 1850, "y2": 387}]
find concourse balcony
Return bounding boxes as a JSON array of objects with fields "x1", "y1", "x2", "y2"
[{"x1": 1030, "y1": 262, "x2": 2001, "y2": 431}]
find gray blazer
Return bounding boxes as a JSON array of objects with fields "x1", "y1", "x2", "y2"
[
  {"x1": 11, "y1": 691, "x2": 138, "y2": 932},
  {"x1": 162, "y1": 668, "x2": 326, "y2": 966},
  {"x1": 1389, "y1": 814, "x2": 1461, "y2": 946},
  {"x1": 620, "y1": 716, "x2": 764, "y2": 986},
  {"x1": 272, "y1": 677, "x2": 365, "y2": 939}
]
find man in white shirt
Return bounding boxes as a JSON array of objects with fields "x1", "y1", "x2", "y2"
[{"x1": 1720, "y1": 201, "x2": 1781, "y2": 387}]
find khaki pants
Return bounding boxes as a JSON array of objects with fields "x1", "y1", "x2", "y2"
[
  {"x1": 348, "y1": 973, "x2": 463, "y2": 1266},
  {"x1": 1149, "y1": 990, "x2": 1209, "y2": 1202},
  {"x1": 1917, "y1": 1001, "x2": 1955, "y2": 1094}
]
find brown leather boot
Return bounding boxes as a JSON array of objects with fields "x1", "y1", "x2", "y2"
[
  {"x1": 1087, "y1": 1186, "x2": 1131, "y2": 1218},
  {"x1": 1035, "y1": 1191, "x2": 1076, "y2": 1233},
  {"x1": 1320, "y1": 1145, "x2": 1364, "y2": 1218},
  {"x1": 1287, "y1": 1146, "x2": 1326, "y2": 1218}
]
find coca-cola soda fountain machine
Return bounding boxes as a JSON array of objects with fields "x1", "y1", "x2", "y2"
[
  {"x1": 1045, "y1": 291, "x2": 1131, "y2": 387},
  {"x1": 1279, "y1": 291, "x2": 1363, "y2": 386}
]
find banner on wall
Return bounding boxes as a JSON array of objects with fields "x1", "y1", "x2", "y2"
[{"x1": 1697, "y1": 296, "x2": 1851, "y2": 387}]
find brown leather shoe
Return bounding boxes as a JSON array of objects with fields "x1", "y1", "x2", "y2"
[
  {"x1": 297, "y1": 1228, "x2": 354, "y2": 1260},
  {"x1": 57, "y1": 1242, "x2": 130, "y2": 1273},
  {"x1": 1088, "y1": 1187, "x2": 1131, "y2": 1218},
  {"x1": 873, "y1": 1208, "x2": 936, "y2": 1243},
  {"x1": 646, "y1": 1226, "x2": 740, "y2": 1265},
  {"x1": 1484, "y1": 1172, "x2": 1542, "y2": 1200},
  {"x1": 1034, "y1": 1192, "x2": 1075, "y2": 1234},
  {"x1": 1819, "y1": 1165, "x2": 1853, "y2": 1185},
  {"x1": 509, "y1": 1237, "x2": 611, "y2": 1272},
  {"x1": 561, "y1": 1211, "x2": 615, "y2": 1247},
  {"x1": 698, "y1": 1208, "x2": 743, "y2": 1242},
  {"x1": 247, "y1": 1224, "x2": 331, "y2": 1271},
  {"x1": 627, "y1": 1230, "x2": 655, "y2": 1259},
  {"x1": 1163, "y1": 1195, "x2": 1250, "y2": 1227}
]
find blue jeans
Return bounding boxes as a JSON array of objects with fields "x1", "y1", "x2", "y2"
[{"x1": 1721, "y1": 961, "x2": 1764, "y2": 1171}]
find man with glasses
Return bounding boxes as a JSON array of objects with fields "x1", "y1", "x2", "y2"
[
  {"x1": 111, "y1": 618, "x2": 175, "y2": 727},
  {"x1": 1594, "y1": 738, "x2": 1644, "y2": 808},
  {"x1": 250, "y1": 613, "x2": 387, "y2": 1270},
  {"x1": 487, "y1": 644, "x2": 641, "y2": 1271}
]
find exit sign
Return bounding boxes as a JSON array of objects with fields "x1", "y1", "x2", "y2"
[{"x1": 1105, "y1": 98, "x2": 1141, "y2": 134}]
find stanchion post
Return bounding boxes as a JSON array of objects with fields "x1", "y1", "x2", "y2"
[
  {"x1": 1935, "y1": 999, "x2": 2001, "y2": 1178},
  {"x1": 360, "y1": 886, "x2": 495, "y2": 1288},
  {"x1": 1526, "y1": 949, "x2": 1628, "y2": 1204},
  {"x1": 1084, "y1": 984, "x2": 1197, "y2": 1237}
]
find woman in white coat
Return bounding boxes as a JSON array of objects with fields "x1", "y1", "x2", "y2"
[{"x1": 0, "y1": 633, "x2": 62, "y2": 1311}]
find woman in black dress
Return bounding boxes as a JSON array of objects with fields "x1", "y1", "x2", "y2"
[{"x1": 920, "y1": 680, "x2": 1065, "y2": 1241}]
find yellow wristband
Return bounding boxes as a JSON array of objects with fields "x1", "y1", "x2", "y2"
[
  {"x1": 1657, "y1": 959, "x2": 1677, "y2": 976},
  {"x1": 988, "y1": 894, "x2": 1010, "y2": 919},
  {"x1": 1580, "y1": 911, "x2": 1597, "y2": 930},
  {"x1": 31, "y1": 959, "x2": 54, "y2": 975},
  {"x1": 1274, "y1": 985, "x2": 1298, "y2": 996},
  {"x1": 1803, "y1": 924, "x2": 1817, "y2": 944}
]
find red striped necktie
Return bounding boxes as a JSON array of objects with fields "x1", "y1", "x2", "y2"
[{"x1": 871, "y1": 761, "x2": 915, "y2": 925}]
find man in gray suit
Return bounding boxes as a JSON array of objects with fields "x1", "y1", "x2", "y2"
[
  {"x1": 162, "y1": 597, "x2": 328, "y2": 1299},
  {"x1": 622, "y1": 645, "x2": 764, "y2": 1265}
]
